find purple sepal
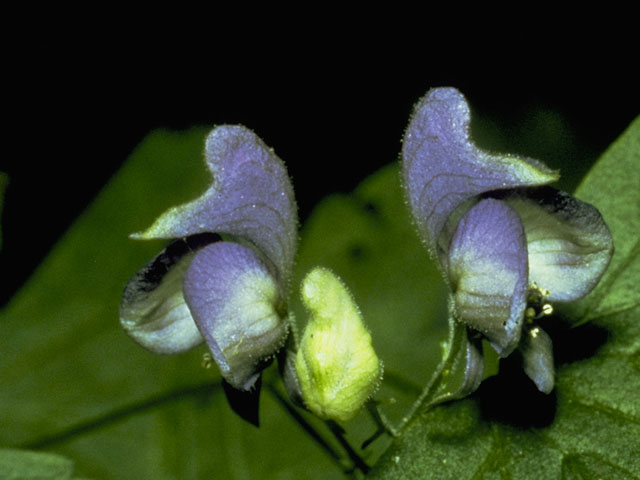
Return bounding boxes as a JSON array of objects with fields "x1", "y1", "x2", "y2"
[
  {"x1": 402, "y1": 87, "x2": 558, "y2": 257},
  {"x1": 448, "y1": 199, "x2": 528, "y2": 356},
  {"x1": 135, "y1": 125, "x2": 298, "y2": 287},
  {"x1": 183, "y1": 241, "x2": 288, "y2": 391}
]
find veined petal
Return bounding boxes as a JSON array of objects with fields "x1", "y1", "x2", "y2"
[
  {"x1": 506, "y1": 188, "x2": 614, "y2": 302},
  {"x1": 134, "y1": 125, "x2": 298, "y2": 286},
  {"x1": 295, "y1": 268, "x2": 382, "y2": 422},
  {"x1": 183, "y1": 241, "x2": 288, "y2": 391},
  {"x1": 119, "y1": 233, "x2": 220, "y2": 354},
  {"x1": 402, "y1": 87, "x2": 559, "y2": 256},
  {"x1": 448, "y1": 199, "x2": 529, "y2": 356},
  {"x1": 520, "y1": 323, "x2": 555, "y2": 394}
]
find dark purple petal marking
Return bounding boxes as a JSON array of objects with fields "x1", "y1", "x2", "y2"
[
  {"x1": 119, "y1": 233, "x2": 220, "y2": 354},
  {"x1": 183, "y1": 241, "x2": 288, "y2": 391},
  {"x1": 520, "y1": 323, "x2": 555, "y2": 394},
  {"x1": 506, "y1": 189, "x2": 614, "y2": 302},
  {"x1": 448, "y1": 199, "x2": 529, "y2": 356},
  {"x1": 134, "y1": 125, "x2": 298, "y2": 287},
  {"x1": 402, "y1": 87, "x2": 558, "y2": 256}
]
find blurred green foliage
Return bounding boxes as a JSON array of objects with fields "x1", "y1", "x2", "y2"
[
  {"x1": 1, "y1": 110, "x2": 638, "y2": 479},
  {"x1": 0, "y1": 449, "x2": 77, "y2": 480}
]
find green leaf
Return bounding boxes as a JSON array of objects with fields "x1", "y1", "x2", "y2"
[
  {"x1": 370, "y1": 117, "x2": 640, "y2": 479},
  {"x1": 0, "y1": 129, "x2": 345, "y2": 479},
  {"x1": 569, "y1": 116, "x2": 640, "y2": 332},
  {"x1": 4, "y1": 114, "x2": 637, "y2": 478},
  {"x1": 0, "y1": 448, "x2": 75, "y2": 480}
]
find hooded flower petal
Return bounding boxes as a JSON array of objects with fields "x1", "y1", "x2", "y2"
[
  {"x1": 520, "y1": 323, "x2": 555, "y2": 394},
  {"x1": 183, "y1": 241, "x2": 288, "y2": 391},
  {"x1": 448, "y1": 199, "x2": 529, "y2": 356},
  {"x1": 119, "y1": 233, "x2": 220, "y2": 354},
  {"x1": 133, "y1": 125, "x2": 298, "y2": 286},
  {"x1": 506, "y1": 188, "x2": 614, "y2": 302},
  {"x1": 402, "y1": 87, "x2": 559, "y2": 257}
]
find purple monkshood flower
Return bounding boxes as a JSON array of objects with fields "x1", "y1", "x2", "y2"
[
  {"x1": 120, "y1": 125, "x2": 297, "y2": 399},
  {"x1": 402, "y1": 88, "x2": 613, "y2": 393}
]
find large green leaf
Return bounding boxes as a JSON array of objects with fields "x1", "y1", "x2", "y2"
[
  {"x1": 3, "y1": 113, "x2": 637, "y2": 479},
  {"x1": 370, "y1": 117, "x2": 640, "y2": 479},
  {"x1": 0, "y1": 129, "x2": 345, "y2": 479},
  {"x1": 569, "y1": 116, "x2": 640, "y2": 333}
]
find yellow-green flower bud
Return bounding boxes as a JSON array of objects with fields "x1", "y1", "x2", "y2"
[{"x1": 295, "y1": 267, "x2": 382, "y2": 422}]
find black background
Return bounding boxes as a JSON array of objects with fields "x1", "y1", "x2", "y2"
[{"x1": 3, "y1": 41, "x2": 639, "y2": 306}]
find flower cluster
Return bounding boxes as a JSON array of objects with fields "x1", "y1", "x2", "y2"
[
  {"x1": 120, "y1": 88, "x2": 614, "y2": 432},
  {"x1": 120, "y1": 125, "x2": 381, "y2": 423},
  {"x1": 402, "y1": 88, "x2": 613, "y2": 393}
]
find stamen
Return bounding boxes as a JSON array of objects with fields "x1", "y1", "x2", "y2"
[
  {"x1": 202, "y1": 352, "x2": 214, "y2": 369},
  {"x1": 526, "y1": 284, "x2": 554, "y2": 320},
  {"x1": 525, "y1": 307, "x2": 536, "y2": 320}
]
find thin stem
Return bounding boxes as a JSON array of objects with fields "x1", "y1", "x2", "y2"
[
  {"x1": 22, "y1": 382, "x2": 222, "y2": 450},
  {"x1": 362, "y1": 400, "x2": 396, "y2": 446},
  {"x1": 265, "y1": 383, "x2": 347, "y2": 471},
  {"x1": 392, "y1": 315, "x2": 465, "y2": 435},
  {"x1": 326, "y1": 420, "x2": 370, "y2": 475}
]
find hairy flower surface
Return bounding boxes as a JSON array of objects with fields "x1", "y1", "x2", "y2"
[
  {"x1": 120, "y1": 125, "x2": 297, "y2": 392},
  {"x1": 403, "y1": 87, "x2": 613, "y2": 393},
  {"x1": 295, "y1": 268, "x2": 382, "y2": 422}
]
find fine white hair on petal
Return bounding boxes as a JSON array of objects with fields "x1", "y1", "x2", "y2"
[
  {"x1": 133, "y1": 125, "x2": 298, "y2": 288},
  {"x1": 402, "y1": 87, "x2": 558, "y2": 258}
]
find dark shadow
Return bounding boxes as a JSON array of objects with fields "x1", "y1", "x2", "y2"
[
  {"x1": 348, "y1": 243, "x2": 367, "y2": 262},
  {"x1": 540, "y1": 314, "x2": 610, "y2": 366},
  {"x1": 473, "y1": 314, "x2": 610, "y2": 429},
  {"x1": 474, "y1": 354, "x2": 557, "y2": 429},
  {"x1": 361, "y1": 200, "x2": 381, "y2": 218},
  {"x1": 222, "y1": 377, "x2": 262, "y2": 428}
]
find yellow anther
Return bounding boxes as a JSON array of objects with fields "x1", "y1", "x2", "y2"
[{"x1": 202, "y1": 352, "x2": 214, "y2": 369}]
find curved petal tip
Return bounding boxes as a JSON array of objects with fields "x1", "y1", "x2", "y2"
[{"x1": 183, "y1": 241, "x2": 288, "y2": 390}]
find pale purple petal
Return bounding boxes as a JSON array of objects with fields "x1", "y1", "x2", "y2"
[
  {"x1": 520, "y1": 323, "x2": 554, "y2": 394},
  {"x1": 119, "y1": 233, "x2": 219, "y2": 354},
  {"x1": 506, "y1": 189, "x2": 614, "y2": 302},
  {"x1": 183, "y1": 241, "x2": 289, "y2": 391},
  {"x1": 448, "y1": 199, "x2": 528, "y2": 356},
  {"x1": 134, "y1": 125, "x2": 298, "y2": 286},
  {"x1": 402, "y1": 87, "x2": 559, "y2": 256}
]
